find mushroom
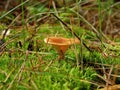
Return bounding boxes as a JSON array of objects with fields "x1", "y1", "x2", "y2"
[{"x1": 44, "y1": 37, "x2": 80, "y2": 60}]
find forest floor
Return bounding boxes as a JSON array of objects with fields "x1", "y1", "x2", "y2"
[{"x1": 0, "y1": 0, "x2": 120, "y2": 90}]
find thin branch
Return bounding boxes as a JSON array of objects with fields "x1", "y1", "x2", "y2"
[{"x1": 51, "y1": 13, "x2": 92, "y2": 52}]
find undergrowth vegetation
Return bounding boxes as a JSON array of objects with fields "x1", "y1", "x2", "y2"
[{"x1": 0, "y1": 0, "x2": 120, "y2": 90}]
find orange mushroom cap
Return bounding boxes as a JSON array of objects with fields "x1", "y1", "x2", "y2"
[{"x1": 44, "y1": 37, "x2": 80, "y2": 46}]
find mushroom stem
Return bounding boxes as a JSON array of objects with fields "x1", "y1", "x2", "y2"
[
  {"x1": 54, "y1": 45, "x2": 69, "y2": 60},
  {"x1": 58, "y1": 50, "x2": 64, "y2": 60}
]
